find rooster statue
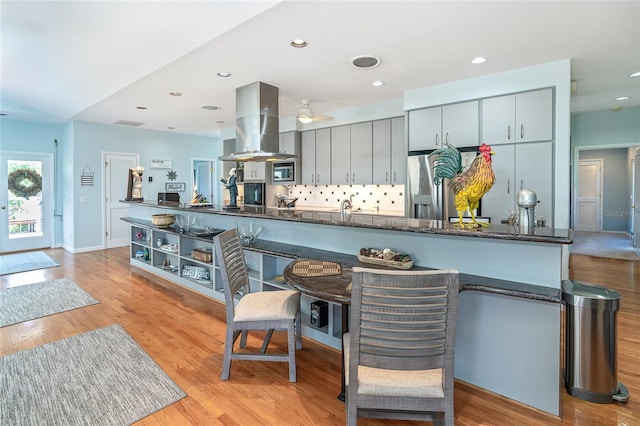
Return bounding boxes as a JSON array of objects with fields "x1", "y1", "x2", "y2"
[{"x1": 429, "y1": 142, "x2": 496, "y2": 228}]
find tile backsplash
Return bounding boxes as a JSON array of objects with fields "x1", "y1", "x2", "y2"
[{"x1": 271, "y1": 184, "x2": 406, "y2": 214}]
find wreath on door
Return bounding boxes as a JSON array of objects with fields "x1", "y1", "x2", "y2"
[{"x1": 8, "y1": 168, "x2": 42, "y2": 198}]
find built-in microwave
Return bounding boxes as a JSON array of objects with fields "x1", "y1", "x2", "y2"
[{"x1": 273, "y1": 162, "x2": 295, "y2": 183}]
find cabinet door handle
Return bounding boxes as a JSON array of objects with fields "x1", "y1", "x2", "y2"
[
  {"x1": 346, "y1": 172, "x2": 349, "y2": 183},
  {"x1": 352, "y1": 172, "x2": 355, "y2": 183},
  {"x1": 393, "y1": 171, "x2": 397, "y2": 183},
  {"x1": 521, "y1": 124, "x2": 524, "y2": 140},
  {"x1": 386, "y1": 171, "x2": 389, "y2": 183},
  {"x1": 507, "y1": 179, "x2": 510, "y2": 194},
  {"x1": 316, "y1": 174, "x2": 320, "y2": 183},
  {"x1": 435, "y1": 133, "x2": 439, "y2": 147},
  {"x1": 311, "y1": 173, "x2": 315, "y2": 183},
  {"x1": 445, "y1": 132, "x2": 450, "y2": 145},
  {"x1": 508, "y1": 125, "x2": 511, "y2": 141}
]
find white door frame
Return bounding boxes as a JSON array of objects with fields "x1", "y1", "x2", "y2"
[
  {"x1": 633, "y1": 149, "x2": 639, "y2": 248},
  {"x1": 103, "y1": 151, "x2": 139, "y2": 248},
  {"x1": 573, "y1": 142, "x2": 639, "y2": 231},
  {"x1": 1, "y1": 151, "x2": 54, "y2": 253}
]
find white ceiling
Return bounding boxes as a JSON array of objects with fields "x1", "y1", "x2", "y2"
[{"x1": 2, "y1": 1, "x2": 639, "y2": 138}]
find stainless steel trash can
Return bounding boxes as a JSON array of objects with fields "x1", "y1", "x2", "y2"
[{"x1": 562, "y1": 280, "x2": 629, "y2": 403}]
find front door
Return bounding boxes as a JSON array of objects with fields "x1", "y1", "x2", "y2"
[
  {"x1": 104, "y1": 152, "x2": 139, "y2": 248},
  {"x1": 0, "y1": 152, "x2": 53, "y2": 253}
]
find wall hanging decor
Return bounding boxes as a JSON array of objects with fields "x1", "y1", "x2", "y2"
[
  {"x1": 150, "y1": 159, "x2": 172, "y2": 169},
  {"x1": 167, "y1": 170, "x2": 177, "y2": 180},
  {"x1": 165, "y1": 182, "x2": 185, "y2": 192},
  {"x1": 80, "y1": 165, "x2": 94, "y2": 186}
]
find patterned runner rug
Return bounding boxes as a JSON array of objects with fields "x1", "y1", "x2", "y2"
[
  {"x1": 0, "y1": 324, "x2": 186, "y2": 425},
  {"x1": 0, "y1": 278, "x2": 99, "y2": 327},
  {"x1": 0, "y1": 251, "x2": 60, "y2": 275}
]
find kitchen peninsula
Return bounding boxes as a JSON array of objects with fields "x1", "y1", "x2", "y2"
[{"x1": 122, "y1": 200, "x2": 572, "y2": 417}]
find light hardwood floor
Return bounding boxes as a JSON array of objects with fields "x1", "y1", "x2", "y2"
[{"x1": 1, "y1": 248, "x2": 638, "y2": 425}]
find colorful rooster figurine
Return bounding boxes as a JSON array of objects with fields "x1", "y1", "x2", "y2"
[{"x1": 430, "y1": 142, "x2": 496, "y2": 228}]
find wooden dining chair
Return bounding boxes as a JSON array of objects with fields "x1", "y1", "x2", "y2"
[
  {"x1": 213, "y1": 228, "x2": 302, "y2": 382},
  {"x1": 344, "y1": 267, "x2": 459, "y2": 425}
]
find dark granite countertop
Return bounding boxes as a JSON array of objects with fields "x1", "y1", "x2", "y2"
[
  {"x1": 251, "y1": 240, "x2": 561, "y2": 304},
  {"x1": 122, "y1": 201, "x2": 573, "y2": 245}
]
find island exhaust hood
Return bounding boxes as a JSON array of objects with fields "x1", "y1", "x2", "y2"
[{"x1": 218, "y1": 81, "x2": 296, "y2": 162}]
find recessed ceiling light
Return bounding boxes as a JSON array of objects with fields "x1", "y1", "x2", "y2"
[
  {"x1": 216, "y1": 120, "x2": 225, "y2": 124},
  {"x1": 167, "y1": 126, "x2": 176, "y2": 130},
  {"x1": 615, "y1": 96, "x2": 630, "y2": 101},
  {"x1": 201, "y1": 105, "x2": 221, "y2": 111},
  {"x1": 291, "y1": 39, "x2": 307, "y2": 48},
  {"x1": 629, "y1": 71, "x2": 640, "y2": 77},
  {"x1": 169, "y1": 92, "x2": 182, "y2": 97},
  {"x1": 471, "y1": 57, "x2": 487, "y2": 65},
  {"x1": 371, "y1": 81, "x2": 385, "y2": 87},
  {"x1": 136, "y1": 106, "x2": 147, "y2": 110},
  {"x1": 217, "y1": 71, "x2": 232, "y2": 78}
]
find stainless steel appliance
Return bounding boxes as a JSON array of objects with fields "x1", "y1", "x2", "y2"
[
  {"x1": 516, "y1": 189, "x2": 537, "y2": 232},
  {"x1": 273, "y1": 161, "x2": 295, "y2": 183},
  {"x1": 244, "y1": 182, "x2": 266, "y2": 206},
  {"x1": 407, "y1": 147, "x2": 480, "y2": 220}
]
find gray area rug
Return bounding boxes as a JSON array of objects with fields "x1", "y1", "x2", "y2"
[
  {"x1": 0, "y1": 324, "x2": 186, "y2": 426},
  {"x1": 0, "y1": 278, "x2": 99, "y2": 327},
  {"x1": 571, "y1": 231, "x2": 640, "y2": 261},
  {"x1": 0, "y1": 251, "x2": 60, "y2": 275}
]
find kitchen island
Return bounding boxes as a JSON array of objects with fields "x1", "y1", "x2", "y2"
[{"x1": 122, "y1": 201, "x2": 572, "y2": 417}]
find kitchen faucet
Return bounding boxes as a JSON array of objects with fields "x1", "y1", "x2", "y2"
[{"x1": 340, "y1": 194, "x2": 354, "y2": 215}]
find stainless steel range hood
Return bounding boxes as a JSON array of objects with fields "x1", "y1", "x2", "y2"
[{"x1": 219, "y1": 81, "x2": 296, "y2": 162}]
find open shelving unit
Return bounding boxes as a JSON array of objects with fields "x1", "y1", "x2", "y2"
[{"x1": 127, "y1": 219, "x2": 343, "y2": 350}]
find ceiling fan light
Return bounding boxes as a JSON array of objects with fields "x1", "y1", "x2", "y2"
[{"x1": 298, "y1": 115, "x2": 313, "y2": 124}]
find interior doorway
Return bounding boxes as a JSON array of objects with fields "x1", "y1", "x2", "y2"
[
  {"x1": 576, "y1": 159, "x2": 602, "y2": 232},
  {"x1": 104, "y1": 152, "x2": 139, "y2": 248},
  {"x1": 191, "y1": 158, "x2": 216, "y2": 204}
]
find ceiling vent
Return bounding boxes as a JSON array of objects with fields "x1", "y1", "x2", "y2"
[
  {"x1": 114, "y1": 120, "x2": 144, "y2": 127},
  {"x1": 350, "y1": 55, "x2": 380, "y2": 70}
]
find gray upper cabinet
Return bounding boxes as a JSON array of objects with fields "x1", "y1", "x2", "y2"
[
  {"x1": 302, "y1": 130, "x2": 332, "y2": 185},
  {"x1": 373, "y1": 117, "x2": 405, "y2": 185},
  {"x1": 279, "y1": 131, "x2": 301, "y2": 155},
  {"x1": 331, "y1": 122, "x2": 373, "y2": 185},
  {"x1": 482, "y1": 88, "x2": 553, "y2": 145},
  {"x1": 409, "y1": 100, "x2": 479, "y2": 151}
]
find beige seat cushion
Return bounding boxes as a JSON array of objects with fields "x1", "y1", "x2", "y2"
[
  {"x1": 344, "y1": 332, "x2": 445, "y2": 399},
  {"x1": 234, "y1": 290, "x2": 300, "y2": 322}
]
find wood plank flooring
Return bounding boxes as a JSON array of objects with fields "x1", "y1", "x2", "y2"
[{"x1": 1, "y1": 248, "x2": 638, "y2": 425}]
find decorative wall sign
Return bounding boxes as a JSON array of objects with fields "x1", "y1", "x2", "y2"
[
  {"x1": 81, "y1": 165, "x2": 94, "y2": 186},
  {"x1": 150, "y1": 159, "x2": 172, "y2": 169},
  {"x1": 165, "y1": 182, "x2": 185, "y2": 192}
]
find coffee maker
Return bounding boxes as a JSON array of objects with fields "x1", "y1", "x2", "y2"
[{"x1": 517, "y1": 189, "x2": 537, "y2": 233}]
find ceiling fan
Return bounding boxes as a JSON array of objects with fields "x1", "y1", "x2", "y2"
[{"x1": 296, "y1": 99, "x2": 332, "y2": 124}]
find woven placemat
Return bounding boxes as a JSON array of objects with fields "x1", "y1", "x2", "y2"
[{"x1": 292, "y1": 260, "x2": 342, "y2": 277}]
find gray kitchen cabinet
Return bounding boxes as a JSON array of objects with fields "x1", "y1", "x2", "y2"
[
  {"x1": 349, "y1": 122, "x2": 373, "y2": 185},
  {"x1": 373, "y1": 117, "x2": 406, "y2": 185},
  {"x1": 301, "y1": 128, "x2": 331, "y2": 185},
  {"x1": 331, "y1": 122, "x2": 372, "y2": 185},
  {"x1": 408, "y1": 100, "x2": 479, "y2": 151},
  {"x1": 480, "y1": 142, "x2": 552, "y2": 226},
  {"x1": 279, "y1": 131, "x2": 301, "y2": 155},
  {"x1": 243, "y1": 161, "x2": 268, "y2": 181},
  {"x1": 482, "y1": 88, "x2": 553, "y2": 145}
]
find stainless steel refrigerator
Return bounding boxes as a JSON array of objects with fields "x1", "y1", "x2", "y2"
[{"x1": 406, "y1": 147, "x2": 480, "y2": 220}]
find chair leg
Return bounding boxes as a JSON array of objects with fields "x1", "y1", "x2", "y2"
[
  {"x1": 260, "y1": 329, "x2": 275, "y2": 353},
  {"x1": 239, "y1": 329, "x2": 249, "y2": 348},
  {"x1": 287, "y1": 321, "x2": 297, "y2": 382},
  {"x1": 221, "y1": 327, "x2": 235, "y2": 380},
  {"x1": 295, "y1": 310, "x2": 303, "y2": 350}
]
